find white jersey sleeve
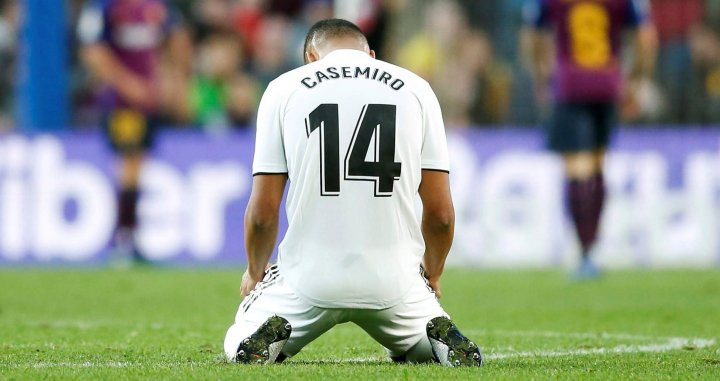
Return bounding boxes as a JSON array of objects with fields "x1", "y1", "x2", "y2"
[
  {"x1": 252, "y1": 81, "x2": 288, "y2": 175},
  {"x1": 420, "y1": 82, "x2": 450, "y2": 172}
]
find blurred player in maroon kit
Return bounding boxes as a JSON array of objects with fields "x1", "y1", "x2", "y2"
[
  {"x1": 77, "y1": 0, "x2": 190, "y2": 262},
  {"x1": 523, "y1": 0, "x2": 657, "y2": 277}
]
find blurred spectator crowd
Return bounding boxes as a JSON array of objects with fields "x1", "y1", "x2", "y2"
[{"x1": 1, "y1": 0, "x2": 720, "y2": 131}]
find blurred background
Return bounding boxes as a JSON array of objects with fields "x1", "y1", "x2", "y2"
[
  {"x1": 0, "y1": 0, "x2": 719, "y2": 268},
  {"x1": 1, "y1": 0, "x2": 720, "y2": 130}
]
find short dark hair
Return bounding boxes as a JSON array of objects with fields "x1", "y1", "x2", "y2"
[{"x1": 303, "y1": 18, "x2": 368, "y2": 60}]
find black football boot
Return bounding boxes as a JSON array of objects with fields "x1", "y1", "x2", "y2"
[
  {"x1": 234, "y1": 315, "x2": 292, "y2": 364},
  {"x1": 426, "y1": 316, "x2": 482, "y2": 367}
]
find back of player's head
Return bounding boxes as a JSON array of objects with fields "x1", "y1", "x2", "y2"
[{"x1": 303, "y1": 18, "x2": 368, "y2": 63}]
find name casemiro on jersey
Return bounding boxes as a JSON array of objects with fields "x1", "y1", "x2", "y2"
[{"x1": 300, "y1": 66, "x2": 406, "y2": 90}]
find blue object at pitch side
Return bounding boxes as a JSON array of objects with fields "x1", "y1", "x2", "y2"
[{"x1": 16, "y1": 0, "x2": 69, "y2": 131}]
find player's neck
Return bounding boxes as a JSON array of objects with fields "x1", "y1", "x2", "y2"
[{"x1": 318, "y1": 44, "x2": 370, "y2": 59}]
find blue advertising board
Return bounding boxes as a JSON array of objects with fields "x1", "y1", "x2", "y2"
[{"x1": 0, "y1": 128, "x2": 718, "y2": 267}]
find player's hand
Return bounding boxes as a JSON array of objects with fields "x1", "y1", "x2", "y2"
[
  {"x1": 428, "y1": 278, "x2": 442, "y2": 299},
  {"x1": 421, "y1": 264, "x2": 443, "y2": 298},
  {"x1": 240, "y1": 264, "x2": 273, "y2": 298},
  {"x1": 119, "y1": 75, "x2": 158, "y2": 109},
  {"x1": 240, "y1": 269, "x2": 260, "y2": 298}
]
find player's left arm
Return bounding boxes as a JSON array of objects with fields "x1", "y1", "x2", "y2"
[
  {"x1": 242, "y1": 174, "x2": 287, "y2": 297},
  {"x1": 520, "y1": 0, "x2": 554, "y2": 104},
  {"x1": 161, "y1": 6, "x2": 193, "y2": 122},
  {"x1": 241, "y1": 80, "x2": 288, "y2": 297},
  {"x1": 164, "y1": 7, "x2": 193, "y2": 75},
  {"x1": 627, "y1": 0, "x2": 658, "y2": 78}
]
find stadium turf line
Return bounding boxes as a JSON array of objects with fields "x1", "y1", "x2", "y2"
[{"x1": 1, "y1": 268, "x2": 719, "y2": 380}]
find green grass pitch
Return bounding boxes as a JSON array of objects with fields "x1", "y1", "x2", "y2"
[{"x1": 1, "y1": 268, "x2": 719, "y2": 380}]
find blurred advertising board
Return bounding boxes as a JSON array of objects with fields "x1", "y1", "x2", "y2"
[{"x1": 0, "y1": 128, "x2": 718, "y2": 268}]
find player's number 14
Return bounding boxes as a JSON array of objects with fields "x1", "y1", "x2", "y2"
[{"x1": 305, "y1": 104, "x2": 402, "y2": 197}]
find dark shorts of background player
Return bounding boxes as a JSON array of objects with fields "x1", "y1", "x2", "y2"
[
  {"x1": 546, "y1": 101, "x2": 618, "y2": 153},
  {"x1": 102, "y1": 108, "x2": 159, "y2": 155}
]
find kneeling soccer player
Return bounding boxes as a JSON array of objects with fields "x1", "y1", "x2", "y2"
[{"x1": 224, "y1": 19, "x2": 482, "y2": 366}]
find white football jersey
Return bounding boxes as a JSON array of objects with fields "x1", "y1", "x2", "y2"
[{"x1": 252, "y1": 49, "x2": 449, "y2": 309}]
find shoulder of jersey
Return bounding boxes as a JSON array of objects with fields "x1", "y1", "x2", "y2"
[{"x1": 379, "y1": 58, "x2": 429, "y2": 90}]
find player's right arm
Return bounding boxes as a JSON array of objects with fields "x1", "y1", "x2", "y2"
[
  {"x1": 417, "y1": 81, "x2": 454, "y2": 297},
  {"x1": 77, "y1": 0, "x2": 155, "y2": 108}
]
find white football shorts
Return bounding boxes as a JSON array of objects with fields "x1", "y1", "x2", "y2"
[{"x1": 223, "y1": 265, "x2": 449, "y2": 362}]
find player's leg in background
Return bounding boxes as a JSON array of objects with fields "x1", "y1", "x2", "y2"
[
  {"x1": 116, "y1": 151, "x2": 144, "y2": 259},
  {"x1": 571, "y1": 102, "x2": 617, "y2": 274},
  {"x1": 552, "y1": 102, "x2": 610, "y2": 278},
  {"x1": 351, "y1": 270, "x2": 482, "y2": 367},
  {"x1": 105, "y1": 109, "x2": 156, "y2": 263},
  {"x1": 564, "y1": 151, "x2": 604, "y2": 273},
  {"x1": 224, "y1": 266, "x2": 343, "y2": 364}
]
